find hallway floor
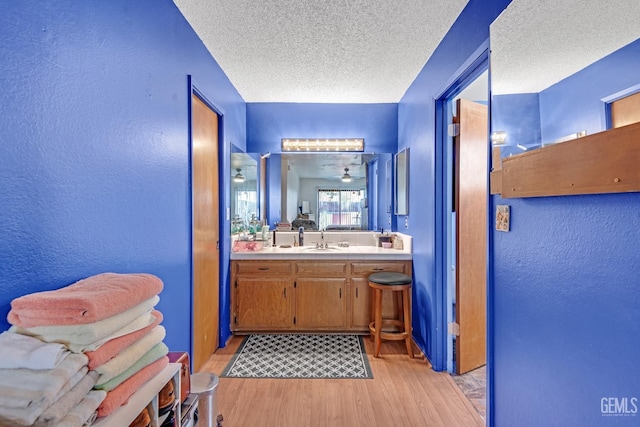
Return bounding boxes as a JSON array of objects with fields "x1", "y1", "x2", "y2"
[
  {"x1": 200, "y1": 335, "x2": 484, "y2": 427},
  {"x1": 451, "y1": 365, "x2": 486, "y2": 421}
]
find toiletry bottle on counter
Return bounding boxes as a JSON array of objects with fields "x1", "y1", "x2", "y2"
[{"x1": 298, "y1": 226, "x2": 304, "y2": 246}]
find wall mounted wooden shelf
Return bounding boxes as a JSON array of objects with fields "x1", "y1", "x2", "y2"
[{"x1": 490, "y1": 121, "x2": 640, "y2": 198}]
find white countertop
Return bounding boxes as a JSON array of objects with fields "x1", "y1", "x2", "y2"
[{"x1": 230, "y1": 245, "x2": 412, "y2": 260}]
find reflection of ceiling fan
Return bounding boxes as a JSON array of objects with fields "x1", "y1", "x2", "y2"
[
  {"x1": 341, "y1": 168, "x2": 352, "y2": 183},
  {"x1": 233, "y1": 168, "x2": 245, "y2": 183}
]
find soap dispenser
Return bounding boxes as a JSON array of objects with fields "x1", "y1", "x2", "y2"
[{"x1": 298, "y1": 226, "x2": 304, "y2": 246}]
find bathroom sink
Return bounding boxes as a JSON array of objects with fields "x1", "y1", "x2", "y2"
[{"x1": 303, "y1": 246, "x2": 342, "y2": 251}]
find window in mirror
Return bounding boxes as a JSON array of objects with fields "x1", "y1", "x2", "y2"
[
  {"x1": 318, "y1": 189, "x2": 365, "y2": 230},
  {"x1": 395, "y1": 148, "x2": 409, "y2": 215}
]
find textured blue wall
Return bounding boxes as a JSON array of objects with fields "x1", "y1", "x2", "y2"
[
  {"x1": 0, "y1": 1, "x2": 245, "y2": 353},
  {"x1": 398, "y1": 0, "x2": 510, "y2": 371},
  {"x1": 246, "y1": 103, "x2": 398, "y2": 224},
  {"x1": 247, "y1": 103, "x2": 398, "y2": 155},
  {"x1": 491, "y1": 38, "x2": 640, "y2": 426}
]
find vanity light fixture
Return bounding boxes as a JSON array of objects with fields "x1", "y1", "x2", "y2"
[
  {"x1": 281, "y1": 138, "x2": 364, "y2": 152},
  {"x1": 490, "y1": 131, "x2": 507, "y2": 145},
  {"x1": 233, "y1": 168, "x2": 245, "y2": 183},
  {"x1": 341, "y1": 167, "x2": 352, "y2": 183}
]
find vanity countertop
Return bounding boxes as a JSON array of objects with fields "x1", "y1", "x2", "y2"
[{"x1": 230, "y1": 244, "x2": 412, "y2": 260}]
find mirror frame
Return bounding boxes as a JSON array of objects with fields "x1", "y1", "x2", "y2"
[{"x1": 394, "y1": 147, "x2": 409, "y2": 215}]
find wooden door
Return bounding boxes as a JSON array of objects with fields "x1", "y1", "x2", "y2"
[
  {"x1": 611, "y1": 91, "x2": 640, "y2": 128},
  {"x1": 454, "y1": 99, "x2": 488, "y2": 374},
  {"x1": 296, "y1": 278, "x2": 347, "y2": 329},
  {"x1": 192, "y1": 94, "x2": 220, "y2": 372},
  {"x1": 236, "y1": 278, "x2": 292, "y2": 329}
]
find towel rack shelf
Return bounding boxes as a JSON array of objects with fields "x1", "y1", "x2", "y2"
[{"x1": 92, "y1": 363, "x2": 181, "y2": 427}]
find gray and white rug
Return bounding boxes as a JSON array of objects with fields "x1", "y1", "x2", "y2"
[{"x1": 221, "y1": 334, "x2": 373, "y2": 379}]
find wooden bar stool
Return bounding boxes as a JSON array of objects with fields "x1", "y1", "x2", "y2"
[{"x1": 368, "y1": 272, "x2": 413, "y2": 358}]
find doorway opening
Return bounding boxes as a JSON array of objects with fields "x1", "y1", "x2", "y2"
[{"x1": 435, "y1": 51, "x2": 489, "y2": 421}]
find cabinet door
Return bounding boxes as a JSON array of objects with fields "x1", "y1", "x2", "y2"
[
  {"x1": 295, "y1": 278, "x2": 347, "y2": 329},
  {"x1": 236, "y1": 278, "x2": 292, "y2": 330},
  {"x1": 350, "y1": 278, "x2": 399, "y2": 329}
]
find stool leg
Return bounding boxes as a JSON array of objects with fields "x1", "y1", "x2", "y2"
[
  {"x1": 374, "y1": 288, "x2": 383, "y2": 358},
  {"x1": 396, "y1": 290, "x2": 403, "y2": 325},
  {"x1": 403, "y1": 288, "x2": 413, "y2": 358},
  {"x1": 369, "y1": 286, "x2": 375, "y2": 342}
]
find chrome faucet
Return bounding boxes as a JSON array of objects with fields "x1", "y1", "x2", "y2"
[{"x1": 316, "y1": 230, "x2": 328, "y2": 249}]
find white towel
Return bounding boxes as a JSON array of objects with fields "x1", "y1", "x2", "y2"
[
  {"x1": 34, "y1": 371, "x2": 98, "y2": 426},
  {"x1": 95, "y1": 325, "x2": 165, "y2": 385},
  {"x1": 0, "y1": 331, "x2": 68, "y2": 370},
  {"x1": 56, "y1": 391, "x2": 105, "y2": 427},
  {"x1": 0, "y1": 353, "x2": 88, "y2": 425},
  {"x1": 10, "y1": 295, "x2": 159, "y2": 351},
  {"x1": 0, "y1": 366, "x2": 87, "y2": 410}
]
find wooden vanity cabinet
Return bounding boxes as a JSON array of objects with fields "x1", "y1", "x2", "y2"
[
  {"x1": 235, "y1": 277, "x2": 293, "y2": 330},
  {"x1": 231, "y1": 260, "x2": 411, "y2": 333},
  {"x1": 232, "y1": 261, "x2": 293, "y2": 331},
  {"x1": 294, "y1": 262, "x2": 348, "y2": 329}
]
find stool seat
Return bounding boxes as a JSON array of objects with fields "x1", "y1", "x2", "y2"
[
  {"x1": 368, "y1": 272, "x2": 412, "y2": 286},
  {"x1": 368, "y1": 272, "x2": 413, "y2": 358}
]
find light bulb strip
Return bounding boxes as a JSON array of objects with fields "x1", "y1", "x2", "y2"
[{"x1": 281, "y1": 138, "x2": 364, "y2": 152}]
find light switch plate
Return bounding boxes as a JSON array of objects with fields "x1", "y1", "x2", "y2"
[{"x1": 496, "y1": 205, "x2": 510, "y2": 232}]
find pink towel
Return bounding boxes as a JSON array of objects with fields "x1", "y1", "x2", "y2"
[
  {"x1": 96, "y1": 356, "x2": 169, "y2": 418},
  {"x1": 8, "y1": 273, "x2": 163, "y2": 328},
  {"x1": 85, "y1": 310, "x2": 163, "y2": 370}
]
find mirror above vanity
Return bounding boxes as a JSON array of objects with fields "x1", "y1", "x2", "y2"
[
  {"x1": 491, "y1": 0, "x2": 640, "y2": 151},
  {"x1": 243, "y1": 151, "x2": 393, "y2": 232},
  {"x1": 230, "y1": 151, "x2": 258, "y2": 233},
  {"x1": 394, "y1": 148, "x2": 409, "y2": 215},
  {"x1": 490, "y1": 0, "x2": 640, "y2": 198},
  {"x1": 280, "y1": 152, "x2": 369, "y2": 230}
]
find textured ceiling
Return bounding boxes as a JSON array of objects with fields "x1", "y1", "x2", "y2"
[
  {"x1": 491, "y1": 0, "x2": 640, "y2": 95},
  {"x1": 173, "y1": 0, "x2": 469, "y2": 103}
]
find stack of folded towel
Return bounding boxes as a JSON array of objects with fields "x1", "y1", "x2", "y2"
[
  {"x1": 0, "y1": 332, "x2": 104, "y2": 427},
  {"x1": 4, "y1": 272, "x2": 170, "y2": 424}
]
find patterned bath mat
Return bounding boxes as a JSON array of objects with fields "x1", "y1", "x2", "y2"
[{"x1": 221, "y1": 334, "x2": 373, "y2": 379}]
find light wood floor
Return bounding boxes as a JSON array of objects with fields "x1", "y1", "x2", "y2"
[{"x1": 199, "y1": 335, "x2": 484, "y2": 427}]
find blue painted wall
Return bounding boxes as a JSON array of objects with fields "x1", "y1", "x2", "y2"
[
  {"x1": 491, "y1": 38, "x2": 640, "y2": 426},
  {"x1": 247, "y1": 103, "x2": 398, "y2": 154},
  {"x1": 0, "y1": 1, "x2": 245, "y2": 352},
  {"x1": 398, "y1": 0, "x2": 510, "y2": 371},
  {"x1": 246, "y1": 103, "x2": 398, "y2": 225}
]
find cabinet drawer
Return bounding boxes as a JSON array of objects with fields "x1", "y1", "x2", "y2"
[
  {"x1": 295, "y1": 262, "x2": 348, "y2": 277},
  {"x1": 235, "y1": 261, "x2": 292, "y2": 276},
  {"x1": 351, "y1": 262, "x2": 408, "y2": 276}
]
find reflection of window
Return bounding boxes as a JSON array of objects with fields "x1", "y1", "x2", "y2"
[
  {"x1": 317, "y1": 189, "x2": 364, "y2": 230},
  {"x1": 234, "y1": 189, "x2": 257, "y2": 226}
]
